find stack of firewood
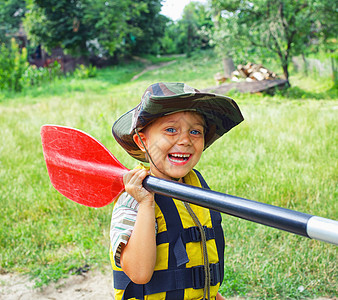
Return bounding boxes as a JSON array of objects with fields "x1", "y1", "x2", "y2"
[{"x1": 232, "y1": 63, "x2": 278, "y2": 82}]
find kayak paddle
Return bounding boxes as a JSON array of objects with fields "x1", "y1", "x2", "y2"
[{"x1": 41, "y1": 125, "x2": 338, "y2": 245}]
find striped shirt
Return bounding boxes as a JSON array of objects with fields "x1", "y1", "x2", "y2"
[
  {"x1": 110, "y1": 192, "x2": 139, "y2": 267},
  {"x1": 110, "y1": 192, "x2": 158, "y2": 267}
]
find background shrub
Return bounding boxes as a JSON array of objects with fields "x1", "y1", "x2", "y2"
[{"x1": 0, "y1": 38, "x2": 29, "y2": 92}]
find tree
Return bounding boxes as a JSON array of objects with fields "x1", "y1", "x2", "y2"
[
  {"x1": 182, "y1": 2, "x2": 214, "y2": 56},
  {"x1": 159, "y1": 20, "x2": 180, "y2": 54},
  {"x1": 312, "y1": 0, "x2": 338, "y2": 83},
  {"x1": 24, "y1": 0, "x2": 92, "y2": 55},
  {"x1": 0, "y1": 0, "x2": 26, "y2": 44},
  {"x1": 82, "y1": 0, "x2": 140, "y2": 57},
  {"x1": 124, "y1": 0, "x2": 168, "y2": 55},
  {"x1": 210, "y1": 7, "x2": 242, "y2": 78},
  {"x1": 23, "y1": 0, "x2": 165, "y2": 59},
  {"x1": 211, "y1": 0, "x2": 337, "y2": 84},
  {"x1": 161, "y1": 2, "x2": 213, "y2": 56}
]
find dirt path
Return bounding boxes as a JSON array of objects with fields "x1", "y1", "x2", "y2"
[
  {"x1": 131, "y1": 60, "x2": 177, "y2": 81},
  {"x1": 0, "y1": 270, "x2": 114, "y2": 300},
  {"x1": 1, "y1": 270, "x2": 336, "y2": 300}
]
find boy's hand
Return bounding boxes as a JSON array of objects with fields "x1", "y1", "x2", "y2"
[
  {"x1": 123, "y1": 169, "x2": 154, "y2": 205},
  {"x1": 121, "y1": 169, "x2": 157, "y2": 284}
]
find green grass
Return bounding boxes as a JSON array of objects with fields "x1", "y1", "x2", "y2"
[
  {"x1": 0, "y1": 50, "x2": 337, "y2": 298},
  {"x1": 203, "y1": 98, "x2": 337, "y2": 298}
]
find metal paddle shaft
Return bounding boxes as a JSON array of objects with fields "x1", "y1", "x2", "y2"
[
  {"x1": 143, "y1": 176, "x2": 338, "y2": 245},
  {"x1": 40, "y1": 125, "x2": 338, "y2": 245}
]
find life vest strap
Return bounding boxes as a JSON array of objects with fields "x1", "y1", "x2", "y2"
[
  {"x1": 113, "y1": 262, "x2": 222, "y2": 295},
  {"x1": 156, "y1": 226, "x2": 215, "y2": 245}
]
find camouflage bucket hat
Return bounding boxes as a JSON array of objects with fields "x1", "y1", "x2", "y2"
[{"x1": 112, "y1": 82, "x2": 244, "y2": 162}]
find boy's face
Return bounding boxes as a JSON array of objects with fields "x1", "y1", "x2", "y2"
[{"x1": 134, "y1": 111, "x2": 205, "y2": 181}]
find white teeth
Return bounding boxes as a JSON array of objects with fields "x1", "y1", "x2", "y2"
[{"x1": 170, "y1": 153, "x2": 190, "y2": 158}]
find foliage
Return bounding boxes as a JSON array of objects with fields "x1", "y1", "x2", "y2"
[
  {"x1": 2, "y1": 0, "x2": 336, "y2": 74},
  {"x1": 159, "y1": 21, "x2": 179, "y2": 54},
  {"x1": 210, "y1": 12, "x2": 243, "y2": 60},
  {"x1": 0, "y1": 38, "x2": 62, "y2": 92},
  {"x1": 313, "y1": 0, "x2": 338, "y2": 48},
  {"x1": 159, "y1": 21, "x2": 186, "y2": 54},
  {"x1": 73, "y1": 64, "x2": 97, "y2": 79},
  {"x1": 82, "y1": 0, "x2": 144, "y2": 57},
  {"x1": 85, "y1": 0, "x2": 167, "y2": 57},
  {"x1": 180, "y1": 2, "x2": 214, "y2": 57},
  {"x1": 159, "y1": 2, "x2": 213, "y2": 56},
  {"x1": 0, "y1": 38, "x2": 28, "y2": 92},
  {"x1": 21, "y1": 60, "x2": 62, "y2": 87},
  {"x1": 211, "y1": 0, "x2": 338, "y2": 84},
  {"x1": 123, "y1": 0, "x2": 169, "y2": 56},
  {"x1": 23, "y1": 0, "x2": 166, "y2": 58},
  {"x1": 0, "y1": 0, "x2": 26, "y2": 44},
  {"x1": 24, "y1": 0, "x2": 92, "y2": 56}
]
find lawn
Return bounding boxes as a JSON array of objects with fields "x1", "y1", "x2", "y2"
[{"x1": 0, "y1": 51, "x2": 337, "y2": 298}]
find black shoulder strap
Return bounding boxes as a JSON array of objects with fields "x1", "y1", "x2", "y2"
[
  {"x1": 194, "y1": 169, "x2": 225, "y2": 283},
  {"x1": 113, "y1": 170, "x2": 225, "y2": 299}
]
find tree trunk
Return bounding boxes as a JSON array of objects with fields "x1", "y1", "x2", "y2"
[
  {"x1": 330, "y1": 54, "x2": 337, "y2": 85},
  {"x1": 186, "y1": 24, "x2": 192, "y2": 58},
  {"x1": 222, "y1": 57, "x2": 235, "y2": 78},
  {"x1": 302, "y1": 53, "x2": 308, "y2": 76},
  {"x1": 282, "y1": 63, "x2": 290, "y2": 86}
]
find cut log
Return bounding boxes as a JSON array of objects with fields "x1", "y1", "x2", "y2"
[{"x1": 251, "y1": 72, "x2": 265, "y2": 81}]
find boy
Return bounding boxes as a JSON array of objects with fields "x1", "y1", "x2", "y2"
[{"x1": 110, "y1": 82, "x2": 244, "y2": 299}]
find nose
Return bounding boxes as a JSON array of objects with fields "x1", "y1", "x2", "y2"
[{"x1": 177, "y1": 131, "x2": 192, "y2": 146}]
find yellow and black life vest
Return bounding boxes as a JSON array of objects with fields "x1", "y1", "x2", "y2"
[{"x1": 111, "y1": 169, "x2": 225, "y2": 300}]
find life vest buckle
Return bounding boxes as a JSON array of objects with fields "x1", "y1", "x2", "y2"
[
  {"x1": 209, "y1": 263, "x2": 221, "y2": 286},
  {"x1": 192, "y1": 265, "x2": 205, "y2": 289},
  {"x1": 188, "y1": 226, "x2": 201, "y2": 242},
  {"x1": 191, "y1": 263, "x2": 222, "y2": 289},
  {"x1": 186, "y1": 226, "x2": 216, "y2": 243}
]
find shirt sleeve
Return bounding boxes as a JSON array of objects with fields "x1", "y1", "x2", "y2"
[{"x1": 110, "y1": 192, "x2": 139, "y2": 267}]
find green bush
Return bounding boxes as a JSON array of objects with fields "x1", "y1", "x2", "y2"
[
  {"x1": 0, "y1": 39, "x2": 63, "y2": 93},
  {"x1": 73, "y1": 64, "x2": 97, "y2": 79},
  {"x1": 0, "y1": 38, "x2": 29, "y2": 92},
  {"x1": 21, "y1": 60, "x2": 62, "y2": 87}
]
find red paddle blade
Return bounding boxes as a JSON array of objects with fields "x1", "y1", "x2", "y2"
[{"x1": 41, "y1": 125, "x2": 129, "y2": 208}]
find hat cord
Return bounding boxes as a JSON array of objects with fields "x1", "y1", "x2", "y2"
[{"x1": 134, "y1": 129, "x2": 181, "y2": 182}]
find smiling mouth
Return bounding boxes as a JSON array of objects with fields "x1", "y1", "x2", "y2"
[{"x1": 168, "y1": 153, "x2": 191, "y2": 163}]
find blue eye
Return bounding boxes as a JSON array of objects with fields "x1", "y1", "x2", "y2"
[
  {"x1": 166, "y1": 128, "x2": 176, "y2": 133},
  {"x1": 190, "y1": 129, "x2": 201, "y2": 135}
]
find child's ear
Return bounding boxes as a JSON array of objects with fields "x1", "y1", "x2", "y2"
[{"x1": 133, "y1": 132, "x2": 147, "y2": 153}]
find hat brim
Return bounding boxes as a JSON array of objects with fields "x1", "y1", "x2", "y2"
[{"x1": 112, "y1": 92, "x2": 244, "y2": 162}]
